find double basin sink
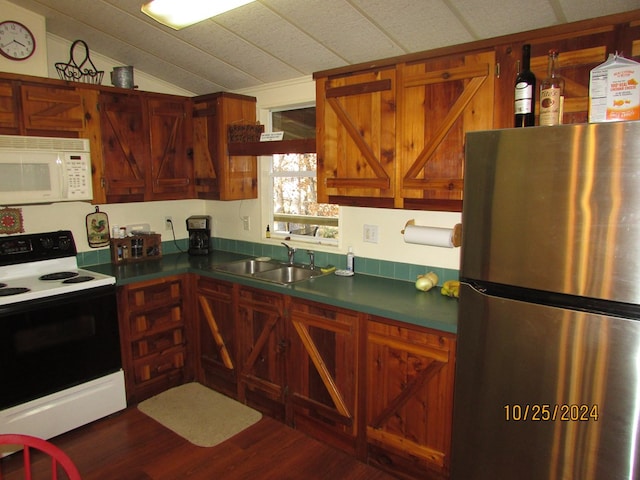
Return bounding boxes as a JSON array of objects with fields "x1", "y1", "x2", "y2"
[{"x1": 213, "y1": 258, "x2": 327, "y2": 285}]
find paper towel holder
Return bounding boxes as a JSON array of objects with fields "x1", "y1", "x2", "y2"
[{"x1": 401, "y1": 220, "x2": 463, "y2": 247}]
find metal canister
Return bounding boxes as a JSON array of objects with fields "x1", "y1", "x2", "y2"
[{"x1": 111, "y1": 66, "x2": 134, "y2": 88}]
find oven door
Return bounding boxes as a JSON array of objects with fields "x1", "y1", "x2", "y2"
[{"x1": 0, "y1": 285, "x2": 121, "y2": 410}]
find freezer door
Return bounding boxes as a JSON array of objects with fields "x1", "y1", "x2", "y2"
[
  {"x1": 462, "y1": 121, "x2": 640, "y2": 304},
  {"x1": 452, "y1": 283, "x2": 640, "y2": 480}
]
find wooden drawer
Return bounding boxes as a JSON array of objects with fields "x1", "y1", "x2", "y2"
[
  {"x1": 126, "y1": 277, "x2": 182, "y2": 311},
  {"x1": 133, "y1": 347, "x2": 185, "y2": 383},
  {"x1": 131, "y1": 327, "x2": 185, "y2": 360},
  {"x1": 129, "y1": 305, "x2": 183, "y2": 338}
]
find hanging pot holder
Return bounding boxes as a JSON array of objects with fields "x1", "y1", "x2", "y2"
[{"x1": 86, "y1": 206, "x2": 110, "y2": 248}]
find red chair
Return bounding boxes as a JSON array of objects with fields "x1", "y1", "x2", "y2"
[{"x1": 0, "y1": 434, "x2": 81, "y2": 480}]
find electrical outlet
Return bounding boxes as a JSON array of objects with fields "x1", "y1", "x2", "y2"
[
  {"x1": 242, "y1": 216, "x2": 250, "y2": 231},
  {"x1": 363, "y1": 224, "x2": 379, "y2": 243},
  {"x1": 165, "y1": 216, "x2": 173, "y2": 231}
]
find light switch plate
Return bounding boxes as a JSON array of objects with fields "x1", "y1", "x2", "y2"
[{"x1": 363, "y1": 224, "x2": 379, "y2": 243}]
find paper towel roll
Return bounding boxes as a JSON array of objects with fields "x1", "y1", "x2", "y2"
[{"x1": 403, "y1": 225, "x2": 455, "y2": 248}]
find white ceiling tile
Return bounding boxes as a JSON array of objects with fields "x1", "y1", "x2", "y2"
[
  {"x1": 452, "y1": 0, "x2": 560, "y2": 39},
  {"x1": 558, "y1": 0, "x2": 640, "y2": 22},
  {"x1": 350, "y1": 0, "x2": 475, "y2": 51},
  {"x1": 213, "y1": 2, "x2": 349, "y2": 72},
  {"x1": 262, "y1": 0, "x2": 407, "y2": 63}
]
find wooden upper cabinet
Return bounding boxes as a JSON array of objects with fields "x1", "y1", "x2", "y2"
[
  {"x1": 99, "y1": 92, "x2": 148, "y2": 203},
  {"x1": 192, "y1": 92, "x2": 257, "y2": 200},
  {"x1": 0, "y1": 79, "x2": 20, "y2": 134},
  {"x1": 97, "y1": 91, "x2": 193, "y2": 203},
  {"x1": 314, "y1": 9, "x2": 640, "y2": 213},
  {"x1": 629, "y1": 19, "x2": 640, "y2": 60},
  {"x1": 398, "y1": 51, "x2": 495, "y2": 211},
  {"x1": 527, "y1": 25, "x2": 619, "y2": 125},
  {"x1": 147, "y1": 95, "x2": 193, "y2": 200},
  {"x1": 494, "y1": 15, "x2": 636, "y2": 129},
  {"x1": 21, "y1": 83, "x2": 87, "y2": 135},
  {"x1": 315, "y1": 53, "x2": 495, "y2": 211},
  {"x1": 316, "y1": 68, "x2": 396, "y2": 207}
]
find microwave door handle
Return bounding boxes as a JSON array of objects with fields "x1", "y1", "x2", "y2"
[{"x1": 58, "y1": 155, "x2": 67, "y2": 198}]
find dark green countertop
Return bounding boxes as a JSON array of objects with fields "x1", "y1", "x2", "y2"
[{"x1": 87, "y1": 251, "x2": 458, "y2": 334}]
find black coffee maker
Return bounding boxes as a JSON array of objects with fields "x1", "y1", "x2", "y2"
[{"x1": 186, "y1": 215, "x2": 211, "y2": 255}]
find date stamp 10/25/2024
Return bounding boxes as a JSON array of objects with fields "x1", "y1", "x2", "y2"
[{"x1": 504, "y1": 404, "x2": 599, "y2": 422}]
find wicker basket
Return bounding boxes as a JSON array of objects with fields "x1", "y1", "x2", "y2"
[{"x1": 227, "y1": 124, "x2": 264, "y2": 143}]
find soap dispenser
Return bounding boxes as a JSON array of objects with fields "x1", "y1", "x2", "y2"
[{"x1": 346, "y1": 246, "x2": 355, "y2": 272}]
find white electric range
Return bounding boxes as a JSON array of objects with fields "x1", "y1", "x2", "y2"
[{"x1": 0, "y1": 231, "x2": 125, "y2": 444}]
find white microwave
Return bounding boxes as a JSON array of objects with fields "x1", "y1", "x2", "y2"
[{"x1": 0, "y1": 134, "x2": 93, "y2": 205}]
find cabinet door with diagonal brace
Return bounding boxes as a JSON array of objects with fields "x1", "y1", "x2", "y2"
[
  {"x1": 288, "y1": 299, "x2": 362, "y2": 454},
  {"x1": 398, "y1": 51, "x2": 495, "y2": 212},
  {"x1": 237, "y1": 286, "x2": 287, "y2": 420},
  {"x1": 316, "y1": 67, "x2": 396, "y2": 207},
  {"x1": 147, "y1": 95, "x2": 193, "y2": 200},
  {"x1": 366, "y1": 318, "x2": 456, "y2": 479},
  {"x1": 99, "y1": 91, "x2": 148, "y2": 203},
  {"x1": 196, "y1": 276, "x2": 237, "y2": 399},
  {"x1": 21, "y1": 83, "x2": 86, "y2": 134}
]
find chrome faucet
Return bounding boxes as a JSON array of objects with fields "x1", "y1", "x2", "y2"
[
  {"x1": 307, "y1": 250, "x2": 315, "y2": 270},
  {"x1": 281, "y1": 242, "x2": 296, "y2": 265}
]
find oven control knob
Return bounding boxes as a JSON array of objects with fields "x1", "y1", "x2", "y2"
[
  {"x1": 57, "y1": 236, "x2": 72, "y2": 250},
  {"x1": 40, "y1": 237, "x2": 53, "y2": 249}
]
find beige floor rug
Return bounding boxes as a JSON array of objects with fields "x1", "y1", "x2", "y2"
[{"x1": 137, "y1": 382, "x2": 262, "y2": 447}]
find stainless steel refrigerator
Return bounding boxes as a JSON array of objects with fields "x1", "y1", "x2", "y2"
[{"x1": 451, "y1": 120, "x2": 640, "y2": 480}]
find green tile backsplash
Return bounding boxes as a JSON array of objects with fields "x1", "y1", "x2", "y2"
[{"x1": 78, "y1": 237, "x2": 459, "y2": 285}]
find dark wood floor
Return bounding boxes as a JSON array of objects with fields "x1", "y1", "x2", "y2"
[{"x1": 1, "y1": 406, "x2": 396, "y2": 479}]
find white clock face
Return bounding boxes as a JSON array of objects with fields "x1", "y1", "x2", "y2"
[{"x1": 0, "y1": 21, "x2": 36, "y2": 61}]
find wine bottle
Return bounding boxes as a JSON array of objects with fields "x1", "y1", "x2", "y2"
[
  {"x1": 539, "y1": 49, "x2": 565, "y2": 126},
  {"x1": 514, "y1": 44, "x2": 536, "y2": 127}
]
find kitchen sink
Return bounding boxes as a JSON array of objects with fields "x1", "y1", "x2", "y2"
[
  {"x1": 214, "y1": 259, "x2": 283, "y2": 275},
  {"x1": 253, "y1": 265, "x2": 321, "y2": 284},
  {"x1": 214, "y1": 259, "x2": 327, "y2": 284}
]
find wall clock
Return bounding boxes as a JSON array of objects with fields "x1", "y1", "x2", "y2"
[{"x1": 0, "y1": 20, "x2": 36, "y2": 61}]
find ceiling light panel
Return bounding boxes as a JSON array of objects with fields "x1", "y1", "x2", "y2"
[{"x1": 141, "y1": 0, "x2": 255, "y2": 29}]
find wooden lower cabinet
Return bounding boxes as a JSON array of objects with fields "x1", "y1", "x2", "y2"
[
  {"x1": 236, "y1": 286, "x2": 288, "y2": 421},
  {"x1": 186, "y1": 277, "x2": 457, "y2": 479},
  {"x1": 117, "y1": 275, "x2": 193, "y2": 404},
  {"x1": 366, "y1": 318, "x2": 456, "y2": 480},
  {"x1": 288, "y1": 299, "x2": 364, "y2": 455},
  {"x1": 195, "y1": 276, "x2": 237, "y2": 399}
]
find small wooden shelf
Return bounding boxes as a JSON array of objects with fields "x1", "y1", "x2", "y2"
[
  {"x1": 110, "y1": 234, "x2": 162, "y2": 265},
  {"x1": 227, "y1": 138, "x2": 316, "y2": 156}
]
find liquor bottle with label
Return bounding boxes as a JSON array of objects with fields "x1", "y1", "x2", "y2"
[
  {"x1": 539, "y1": 49, "x2": 565, "y2": 126},
  {"x1": 514, "y1": 44, "x2": 536, "y2": 127}
]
